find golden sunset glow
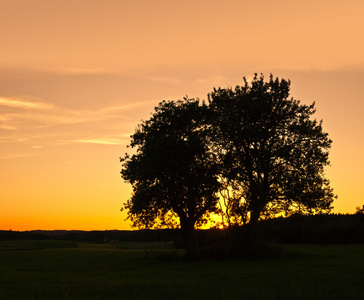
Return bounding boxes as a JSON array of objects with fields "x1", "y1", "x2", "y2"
[{"x1": 1, "y1": 0, "x2": 363, "y2": 230}]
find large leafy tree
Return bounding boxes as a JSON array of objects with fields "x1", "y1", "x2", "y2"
[
  {"x1": 208, "y1": 74, "x2": 335, "y2": 230},
  {"x1": 121, "y1": 99, "x2": 220, "y2": 255}
]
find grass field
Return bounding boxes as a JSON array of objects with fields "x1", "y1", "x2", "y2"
[{"x1": 0, "y1": 240, "x2": 363, "y2": 299}]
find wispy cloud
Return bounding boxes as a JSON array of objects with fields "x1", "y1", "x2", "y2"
[
  {"x1": 100, "y1": 100, "x2": 155, "y2": 115},
  {"x1": 0, "y1": 96, "x2": 53, "y2": 110},
  {"x1": 73, "y1": 137, "x2": 124, "y2": 145},
  {"x1": 0, "y1": 137, "x2": 28, "y2": 143},
  {"x1": 0, "y1": 124, "x2": 16, "y2": 130},
  {"x1": 0, "y1": 95, "x2": 150, "y2": 151},
  {"x1": 146, "y1": 75, "x2": 181, "y2": 84},
  {"x1": 0, "y1": 153, "x2": 41, "y2": 160},
  {"x1": 53, "y1": 67, "x2": 111, "y2": 75},
  {"x1": 1, "y1": 99, "x2": 153, "y2": 130}
]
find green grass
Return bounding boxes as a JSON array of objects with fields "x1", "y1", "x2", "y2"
[
  {"x1": 0, "y1": 240, "x2": 78, "y2": 251},
  {"x1": 0, "y1": 241, "x2": 363, "y2": 299}
]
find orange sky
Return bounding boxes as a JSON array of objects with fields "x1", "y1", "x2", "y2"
[{"x1": 1, "y1": 0, "x2": 363, "y2": 230}]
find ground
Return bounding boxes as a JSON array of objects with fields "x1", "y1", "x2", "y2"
[{"x1": 0, "y1": 240, "x2": 363, "y2": 299}]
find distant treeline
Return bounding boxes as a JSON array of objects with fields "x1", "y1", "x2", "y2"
[
  {"x1": 0, "y1": 228, "x2": 176, "y2": 244},
  {"x1": 2, "y1": 213, "x2": 363, "y2": 245},
  {"x1": 260, "y1": 213, "x2": 364, "y2": 244}
]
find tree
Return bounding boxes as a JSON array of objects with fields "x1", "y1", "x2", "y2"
[
  {"x1": 208, "y1": 74, "x2": 335, "y2": 237},
  {"x1": 355, "y1": 205, "x2": 364, "y2": 214},
  {"x1": 120, "y1": 98, "x2": 221, "y2": 255}
]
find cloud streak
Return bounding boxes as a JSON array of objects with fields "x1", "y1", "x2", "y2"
[
  {"x1": 0, "y1": 124, "x2": 16, "y2": 130},
  {"x1": 0, "y1": 97, "x2": 53, "y2": 110},
  {"x1": 0, "y1": 94, "x2": 148, "y2": 152},
  {"x1": 73, "y1": 138, "x2": 124, "y2": 145},
  {"x1": 1, "y1": 97, "x2": 154, "y2": 130}
]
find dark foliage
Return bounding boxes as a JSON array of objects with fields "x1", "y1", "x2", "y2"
[
  {"x1": 260, "y1": 213, "x2": 364, "y2": 244},
  {"x1": 120, "y1": 99, "x2": 221, "y2": 254},
  {"x1": 208, "y1": 73, "x2": 335, "y2": 227},
  {"x1": 120, "y1": 73, "x2": 337, "y2": 256}
]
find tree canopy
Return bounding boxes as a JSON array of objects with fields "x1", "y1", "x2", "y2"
[
  {"x1": 120, "y1": 99, "x2": 221, "y2": 254},
  {"x1": 208, "y1": 74, "x2": 335, "y2": 226},
  {"x1": 121, "y1": 74, "x2": 336, "y2": 254}
]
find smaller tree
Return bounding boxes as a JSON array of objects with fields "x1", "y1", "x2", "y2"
[
  {"x1": 355, "y1": 205, "x2": 364, "y2": 214},
  {"x1": 121, "y1": 98, "x2": 220, "y2": 255}
]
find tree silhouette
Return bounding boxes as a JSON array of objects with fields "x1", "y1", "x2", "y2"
[
  {"x1": 121, "y1": 99, "x2": 221, "y2": 255},
  {"x1": 355, "y1": 205, "x2": 364, "y2": 214},
  {"x1": 121, "y1": 74, "x2": 336, "y2": 255},
  {"x1": 208, "y1": 74, "x2": 335, "y2": 240}
]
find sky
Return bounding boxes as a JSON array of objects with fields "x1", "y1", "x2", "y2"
[{"x1": 1, "y1": 0, "x2": 363, "y2": 231}]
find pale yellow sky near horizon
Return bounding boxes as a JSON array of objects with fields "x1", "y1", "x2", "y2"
[{"x1": 0, "y1": 0, "x2": 363, "y2": 230}]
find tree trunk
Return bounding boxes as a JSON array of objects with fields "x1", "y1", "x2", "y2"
[
  {"x1": 245, "y1": 205, "x2": 264, "y2": 257},
  {"x1": 180, "y1": 218, "x2": 198, "y2": 257}
]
